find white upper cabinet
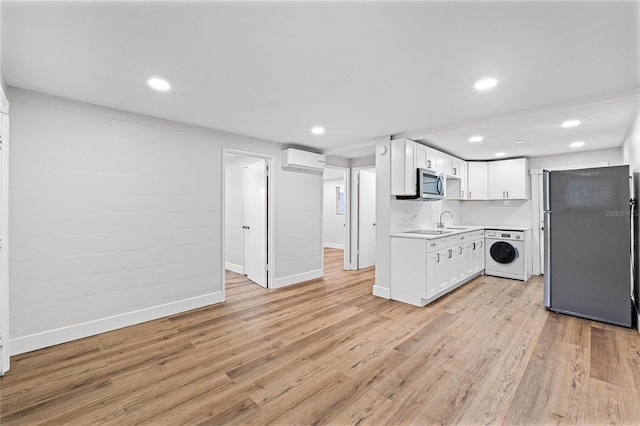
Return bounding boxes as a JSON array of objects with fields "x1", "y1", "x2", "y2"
[
  {"x1": 440, "y1": 154, "x2": 463, "y2": 179},
  {"x1": 450, "y1": 157, "x2": 463, "y2": 179},
  {"x1": 416, "y1": 144, "x2": 437, "y2": 171},
  {"x1": 487, "y1": 158, "x2": 529, "y2": 200},
  {"x1": 390, "y1": 138, "x2": 417, "y2": 196},
  {"x1": 390, "y1": 138, "x2": 527, "y2": 201},
  {"x1": 467, "y1": 162, "x2": 488, "y2": 200},
  {"x1": 459, "y1": 161, "x2": 468, "y2": 200}
]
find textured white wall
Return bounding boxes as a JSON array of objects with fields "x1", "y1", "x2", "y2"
[
  {"x1": 8, "y1": 88, "x2": 323, "y2": 351},
  {"x1": 323, "y1": 178, "x2": 345, "y2": 248}
]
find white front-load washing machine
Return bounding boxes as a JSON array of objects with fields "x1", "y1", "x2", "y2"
[{"x1": 484, "y1": 230, "x2": 526, "y2": 280}]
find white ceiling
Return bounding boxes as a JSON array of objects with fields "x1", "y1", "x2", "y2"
[{"x1": 2, "y1": 1, "x2": 639, "y2": 160}]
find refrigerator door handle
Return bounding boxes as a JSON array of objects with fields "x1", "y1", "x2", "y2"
[
  {"x1": 543, "y1": 211, "x2": 551, "y2": 308},
  {"x1": 543, "y1": 170, "x2": 550, "y2": 211}
]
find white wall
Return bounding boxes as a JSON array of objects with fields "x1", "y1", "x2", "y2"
[
  {"x1": 528, "y1": 147, "x2": 623, "y2": 170},
  {"x1": 7, "y1": 88, "x2": 323, "y2": 354},
  {"x1": 323, "y1": 178, "x2": 345, "y2": 249},
  {"x1": 224, "y1": 155, "x2": 262, "y2": 273},
  {"x1": 622, "y1": 109, "x2": 640, "y2": 332}
]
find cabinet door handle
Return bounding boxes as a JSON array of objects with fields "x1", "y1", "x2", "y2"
[
  {"x1": 461, "y1": 190, "x2": 464, "y2": 198},
  {"x1": 427, "y1": 160, "x2": 432, "y2": 169},
  {"x1": 473, "y1": 242, "x2": 476, "y2": 250},
  {"x1": 430, "y1": 242, "x2": 437, "y2": 247},
  {"x1": 459, "y1": 246, "x2": 462, "y2": 254},
  {"x1": 436, "y1": 253, "x2": 440, "y2": 262},
  {"x1": 448, "y1": 249, "x2": 452, "y2": 258},
  {"x1": 453, "y1": 167, "x2": 457, "y2": 175},
  {"x1": 506, "y1": 191, "x2": 509, "y2": 198},
  {"x1": 468, "y1": 191, "x2": 471, "y2": 198},
  {"x1": 480, "y1": 241, "x2": 483, "y2": 248}
]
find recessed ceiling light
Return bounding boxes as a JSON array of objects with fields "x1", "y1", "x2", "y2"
[
  {"x1": 561, "y1": 119, "x2": 581, "y2": 128},
  {"x1": 474, "y1": 77, "x2": 498, "y2": 91},
  {"x1": 311, "y1": 126, "x2": 325, "y2": 135},
  {"x1": 514, "y1": 140, "x2": 525, "y2": 144},
  {"x1": 148, "y1": 77, "x2": 171, "y2": 91},
  {"x1": 495, "y1": 152, "x2": 506, "y2": 157},
  {"x1": 469, "y1": 135, "x2": 483, "y2": 143},
  {"x1": 569, "y1": 141, "x2": 585, "y2": 148}
]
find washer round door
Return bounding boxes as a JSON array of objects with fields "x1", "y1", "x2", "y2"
[{"x1": 489, "y1": 241, "x2": 518, "y2": 264}]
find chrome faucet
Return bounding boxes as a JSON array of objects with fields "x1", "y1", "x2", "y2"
[{"x1": 438, "y1": 210, "x2": 453, "y2": 228}]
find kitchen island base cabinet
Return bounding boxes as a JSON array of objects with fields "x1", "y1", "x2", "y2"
[{"x1": 390, "y1": 230, "x2": 484, "y2": 307}]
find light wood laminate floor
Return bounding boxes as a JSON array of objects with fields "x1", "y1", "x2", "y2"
[{"x1": 1, "y1": 248, "x2": 639, "y2": 425}]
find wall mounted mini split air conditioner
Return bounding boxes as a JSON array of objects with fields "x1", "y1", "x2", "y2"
[{"x1": 281, "y1": 148, "x2": 326, "y2": 173}]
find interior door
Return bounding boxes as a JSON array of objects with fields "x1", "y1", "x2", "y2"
[
  {"x1": 243, "y1": 160, "x2": 267, "y2": 287},
  {"x1": 358, "y1": 169, "x2": 376, "y2": 269}
]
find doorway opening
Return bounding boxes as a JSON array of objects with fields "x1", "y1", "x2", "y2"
[
  {"x1": 323, "y1": 166, "x2": 349, "y2": 271},
  {"x1": 223, "y1": 151, "x2": 274, "y2": 294},
  {"x1": 353, "y1": 167, "x2": 376, "y2": 269}
]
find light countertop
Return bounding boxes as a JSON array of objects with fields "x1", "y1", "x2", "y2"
[
  {"x1": 391, "y1": 226, "x2": 484, "y2": 239},
  {"x1": 391, "y1": 225, "x2": 531, "y2": 239}
]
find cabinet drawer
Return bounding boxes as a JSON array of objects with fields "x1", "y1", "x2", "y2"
[
  {"x1": 439, "y1": 237, "x2": 458, "y2": 248},
  {"x1": 426, "y1": 239, "x2": 439, "y2": 252},
  {"x1": 457, "y1": 232, "x2": 471, "y2": 243}
]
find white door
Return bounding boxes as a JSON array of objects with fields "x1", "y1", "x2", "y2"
[
  {"x1": 358, "y1": 169, "x2": 376, "y2": 269},
  {"x1": 243, "y1": 160, "x2": 268, "y2": 287}
]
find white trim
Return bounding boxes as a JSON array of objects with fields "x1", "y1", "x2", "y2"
[
  {"x1": 1, "y1": 109, "x2": 9, "y2": 375},
  {"x1": 225, "y1": 262, "x2": 243, "y2": 274},
  {"x1": 323, "y1": 242, "x2": 344, "y2": 250},
  {"x1": 9, "y1": 292, "x2": 223, "y2": 356},
  {"x1": 273, "y1": 269, "x2": 323, "y2": 289},
  {"x1": 372, "y1": 285, "x2": 390, "y2": 299}
]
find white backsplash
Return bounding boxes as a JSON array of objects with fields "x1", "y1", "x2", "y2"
[
  {"x1": 390, "y1": 198, "x2": 461, "y2": 233},
  {"x1": 459, "y1": 199, "x2": 532, "y2": 228}
]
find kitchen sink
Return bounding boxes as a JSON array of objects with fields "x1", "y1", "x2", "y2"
[
  {"x1": 445, "y1": 226, "x2": 470, "y2": 230},
  {"x1": 404, "y1": 229, "x2": 454, "y2": 235}
]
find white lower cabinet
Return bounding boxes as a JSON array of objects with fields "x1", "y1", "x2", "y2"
[
  {"x1": 472, "y1": 236, "x2": 485, "y2": 274},
  {"x1": 391, "y1": 230, "x2": 485, "y2": 307}
]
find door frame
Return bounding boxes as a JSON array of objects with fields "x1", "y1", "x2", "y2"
[
  {"x1": 351, "y1": 166, "x2": 376, "y2": 270},
  {"x1": 323, "y1": 165, "x2": 351, "y2": 271},
  {"x1": 0, "y1": 92, "x2": 9, "y2": 375},
  {"x1": 222, "y1": 149, "x2": 275, "y2": 298}
]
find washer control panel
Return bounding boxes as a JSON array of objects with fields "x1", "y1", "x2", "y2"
[{"x1": 485, "y1": 230, "x2": 525, "y2": 241}]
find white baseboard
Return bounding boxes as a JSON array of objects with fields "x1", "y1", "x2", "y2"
[
  {"x1": 273, "y1": 269, "x2": 323, "y2": 289},
  {"x1": 323, "y1": 243, "x2": 344, "y2": 250},
  {"x1": 225, "y1": 261, "x2": 243, "y2": 274},
  {"x1": 372, "y1": 285, "x2": 390, "y2": 299},
  {"x1": 9, "y1": 291, "x2": 224, "y2": 356}
]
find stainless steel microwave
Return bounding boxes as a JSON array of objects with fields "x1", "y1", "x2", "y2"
[{"x1": 397, "y1": 168, "x2": 445, "y2": 200}]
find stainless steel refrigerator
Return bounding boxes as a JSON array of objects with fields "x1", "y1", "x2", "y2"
[{"x1": 543, "y1": 165, "x2": 632, "y2": 327}]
